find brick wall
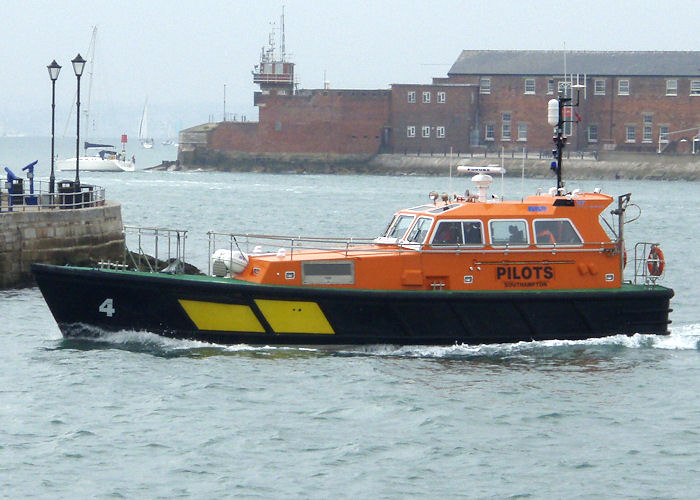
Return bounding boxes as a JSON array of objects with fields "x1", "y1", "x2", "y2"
[
  {"x1": 211, "y1": 90, "x2": 391, "y2": 154},
  {"x1": 391, "y1": 83, "x2": 478, "y2": 154},
  {"x1": 197, "y1": 73, "x2": 700, "y2": 157}
]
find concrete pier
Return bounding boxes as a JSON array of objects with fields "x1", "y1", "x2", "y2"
[{"x1": 0, "y1": 201, "x2": 124, "y2": 287}]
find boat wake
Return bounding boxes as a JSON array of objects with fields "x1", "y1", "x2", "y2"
[
  {"x1": 57, "y1": 324, "x2": 318, "y2": 358},
  {"x1": 340, "y1": 326, "x2": 700, "y2": 358},
  {"x1": 55, "y1": 323, "x2": 700, "y2": 358}
]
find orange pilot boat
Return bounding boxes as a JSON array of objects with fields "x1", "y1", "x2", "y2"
[{"x1": 33, "y1": 95, "x2": 673, "y2": 345}]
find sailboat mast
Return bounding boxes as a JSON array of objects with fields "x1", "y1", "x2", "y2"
[{"x1": 83, "y1": 27, "x2": 97, "y2": 151}]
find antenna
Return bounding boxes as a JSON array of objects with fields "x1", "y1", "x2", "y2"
[
  {"x1": 281, "y1": 5, "x2": 286, "y2": 62},
  {"x1": 448, "y1": 147, "x2": 453, "y2": 197}
]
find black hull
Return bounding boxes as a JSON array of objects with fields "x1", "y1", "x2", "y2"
[{"x1": 32, "y1": 264, "x2": 674, "y2": 346}]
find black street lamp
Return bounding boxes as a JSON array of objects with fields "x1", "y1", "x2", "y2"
[
  {"x1": 71, "y1": 53, "x2": 86, "y2": 192},
  {"x1": 47, "y1": 60, "x2": 61, "y2": 195}
]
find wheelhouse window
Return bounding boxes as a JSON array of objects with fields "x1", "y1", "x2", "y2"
[
  {"x1": 534, "y1": 219, "x2": 582, "y2": 245},
  {"x1": 462, "y1": 221, "x2": 484, "y2": 245},
  {"x1": 489, "y1": 220, "x2": 528, "y2": 246},
  {"x1": 618, "y1": 79, "x2": 630, "y2": 95},
  {"x1": 384, "y1": 214, "x2": 415, "y2": 240},
  {"x1": 431, "y1": 220, "x2": 484, "y2": 246},
  {"x1": 406, "y1": 217, "x2": 433, "y2": 243}
]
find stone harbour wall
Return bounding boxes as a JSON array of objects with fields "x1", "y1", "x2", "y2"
[
  {"x1": 172, "y1": 149, "x2": 700, "y2": 180},
  {"x1": 0, "y1": 201, "x2": 124, "y2": 288}
]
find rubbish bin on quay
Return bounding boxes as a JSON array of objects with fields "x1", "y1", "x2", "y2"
[
  {"x1": 9, "y1": 178, "x2": 24, "y2": 205},
  {"x1": 57, "y1": 180, "x2": 76, "y2": 209}
]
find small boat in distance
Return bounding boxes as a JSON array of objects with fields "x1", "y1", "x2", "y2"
[
  {"x1": 139, "y1": 99, "x2": 154, "y2": 149},
  {"x1": 33, "y1": 93, "x2": 673, "y2": 346},
  {"x1": 58, "y1": 139, "x2": 135, "y2": 172}
]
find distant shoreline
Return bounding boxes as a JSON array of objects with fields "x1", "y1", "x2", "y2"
[{"x1": 152, "y1": 151, "x2": 700, "y2": 181}]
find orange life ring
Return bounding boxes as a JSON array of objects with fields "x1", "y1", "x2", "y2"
[{"x1": 647, "y1": 245, "x2": 665, "y2": 276}]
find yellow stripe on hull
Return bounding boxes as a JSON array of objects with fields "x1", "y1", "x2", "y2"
[
  {"x1": 178, "y1": 299, "x2": 265, "y2": 332},
  {"x1": 254, "y1": 299, "x2": 335, "y2": 334}
]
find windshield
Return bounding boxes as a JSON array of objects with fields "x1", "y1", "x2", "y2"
[
  {"x1": 384, "y1": 214, "x2": 415, "y2": 239},
  {"x1": 406, "y1": 217, "x2": 433, "y2": 243}
]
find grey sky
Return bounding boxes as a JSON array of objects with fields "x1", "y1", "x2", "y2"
[{"x1": 2, "y1": 0, "x2": 697, "y2": 136}]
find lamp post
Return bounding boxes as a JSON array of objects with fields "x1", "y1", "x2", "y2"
[
  {"x1": 71, "y1": 53, "x2": 86, "y2": 192},
  {"x1": 47, "y1": 60, "x2": 61, "y2": 195}
]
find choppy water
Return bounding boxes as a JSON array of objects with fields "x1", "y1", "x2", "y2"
[{"x1": 2, "y1": 138, "x2": 700, "y2": 498}]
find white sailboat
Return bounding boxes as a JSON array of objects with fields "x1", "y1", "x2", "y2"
[
  {"x1": 58, "y1": 141, "x2": 135, "y2": 172},
  {"x1": 139, "y1": 99, "x2": 154, "y2": 149},
  {"x1": 59, "y1": 27, "x2": 135, "y2": 172}
]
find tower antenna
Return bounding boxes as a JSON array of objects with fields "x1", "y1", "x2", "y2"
[{"x1": 281, "y1": 5, "x2": 286, "y2": 62}]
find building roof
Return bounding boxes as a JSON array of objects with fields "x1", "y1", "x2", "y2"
[{"x1": 448, "y1": 50, "x2": 700, "y2": 77}]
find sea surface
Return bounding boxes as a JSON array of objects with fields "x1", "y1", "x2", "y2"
[{"x1": 2, "y1": 137, "x2": 700, "y2": 498}]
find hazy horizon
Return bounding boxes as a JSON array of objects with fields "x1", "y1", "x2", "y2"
[{"x1": 3, "y1": 0, "x2": 698, "y2": 137}]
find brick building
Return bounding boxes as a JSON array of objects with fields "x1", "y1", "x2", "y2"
[
  {"x1": 182, "y1": 49, "x2": 700, "y2": 158},
  {"x1": 395, "y1": 50, "x2": 700, "y2": 154}
]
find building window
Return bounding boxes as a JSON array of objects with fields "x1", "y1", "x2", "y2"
[
  {"x1": 422, "y1": 126, "x2": 431, "y2": 138},
  {"x1": 485, "y1": 123, "x2": 495, "y2": 141},
  {"x1": 407, "y1": 91, "x2": 416, "y2": 103},
  {"x1": 618, "y1": 80, "x2": 630, "y2": 95},
  {"x1": 547, "y1": 79, "x2": 554, "y2": 94},
  {"x1": 407, "y1": 126, "x2": 416, "y2": 138},
  {"x1": 643, "y1": 114, "x2": 653, "y2": 143},
  {"x1": 480, "y1": 77, "x2": 491, "y2": 94},
  {"x1": 524, "y1": 79, "x2": 535, "y2": 94},
  {"x1": 659, "y1": 125, "x2": 670, "y2": 143},
  {"x1": 666, "y1": 80, "x2": 678, "y2": 96},
  {"x1": 436, "y1": 126, "x2": 445, "y2": 138},
  {"x1": 691, "y1": 80, "x2": 700, "y2": 95},
  {"x1": 518, "y1": 123, "x2": 527, "y2": 141},
  {"x1": 422, "y1": 91, "x2": 431, "y2": 103},
  {"x1": 594, "y1": 79, "x2": 606, "y2": 95},
  {"x1": 502, "y1": 113, "x2": 511, "y2": 141},
  {"x1": 588, "y1": 125, "x2": 598, "y2": 143},
  {"x1": 437, "y1": 91, "x2": 446, "y2": 103},
  {"x1": 626, "y1": 126, "x2": 636, "y2": 143}
]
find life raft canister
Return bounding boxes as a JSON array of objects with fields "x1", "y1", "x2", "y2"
[{"x1": 647, "y1": 245, "x2": 665, "y2": 276}]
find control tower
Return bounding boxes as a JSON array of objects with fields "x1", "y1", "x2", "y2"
[{"x1": 252, "y1": 8, "x2": 294, "y2": 96}]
